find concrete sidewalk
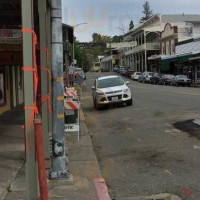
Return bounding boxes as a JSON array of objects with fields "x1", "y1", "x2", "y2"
[{"x1": 2, "y1": 109, "x2": 108, "y2": 200}]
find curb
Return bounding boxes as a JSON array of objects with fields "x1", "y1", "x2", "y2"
[{"x1": 80, "y1": 108, "x2": 112, "y2": 200}]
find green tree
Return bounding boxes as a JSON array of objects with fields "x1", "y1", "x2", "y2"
[
  {"x1": 74, "y1": 40, "x2": 91, "y2": 72},
  {"x1": 111, "y1": 35, "x2": 123, "y2": 43},
  {"x1": 129, "y1": 20, "x2": 134, "y2": 30},
  {"x1": 140, "y1": 1, "x2": 153, "y2": 24}
]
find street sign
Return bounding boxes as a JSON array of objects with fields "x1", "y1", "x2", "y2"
[
  {"x1": 65, "y1": 124, "x2": 80, "y2": 132},
  {"x1": 69, "y1": 66, "x2": 74, "y2": 75}
]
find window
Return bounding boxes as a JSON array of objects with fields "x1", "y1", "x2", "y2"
[{"x1": 0, "y1": 67, "x2": 6, "y2": 106}]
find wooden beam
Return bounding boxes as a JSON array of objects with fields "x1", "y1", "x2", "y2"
[{"x1": 21, "y1": 0, "x2": 39, "y2": 199}]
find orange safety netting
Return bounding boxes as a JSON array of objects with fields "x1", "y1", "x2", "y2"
[{"x1": 22, "y1": 28, "x2": 39, "y2": 132}]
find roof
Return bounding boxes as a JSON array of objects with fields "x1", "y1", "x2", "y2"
[
  {"x1": 161, "y1": 14, "x2": 200, "y2": 23},
  {"x1": 0, "y1": 0, "x2": 22, "y2": 27},
  {"x1": 176, "y1": 39, "x2": 200, "y2": 55},
  {"x1": 124, "y1": 14, "x2": 200, "y2": 37},
  {"x1": 62, "y1": 23, "x2": 74, "y2": 43},
  {"x1": 97, "y1": 75, "x2": 119, "y2": 80}
]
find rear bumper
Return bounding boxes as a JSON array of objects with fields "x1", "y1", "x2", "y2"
[{"x1": 177, "y1": 81, "x2": 191, "y2": 85}]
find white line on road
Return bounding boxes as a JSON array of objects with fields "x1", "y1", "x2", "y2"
[{"x1": 177, "y1": 91, "x2": 200, "y2": 96}]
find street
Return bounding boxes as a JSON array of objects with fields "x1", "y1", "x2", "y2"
[{"x1": 82, "y1": 72, "x2": 200, "y2": 200}]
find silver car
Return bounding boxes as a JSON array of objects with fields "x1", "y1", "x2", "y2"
[{"x1": 91, "y1": 75, "x2": 132, "y2": 109}]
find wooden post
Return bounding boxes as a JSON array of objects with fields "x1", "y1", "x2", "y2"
[{"x1": 21, "y1": 0, "x2": 39, "y2": 198}]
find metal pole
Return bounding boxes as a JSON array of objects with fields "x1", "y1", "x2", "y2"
[
  {"x1": 49, "y1": 0, "x2": 69, "y2": 179},
  {"x1": 21, "y1": 0, "x2": 39, "y2": 198},
  {"x1": 73, "y1": 40, "x2": 75, "y2": 66}
]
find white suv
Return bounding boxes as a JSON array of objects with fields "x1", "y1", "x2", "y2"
[{"x1": 91, "y1": 75, "x2": 132, "y2": 109}]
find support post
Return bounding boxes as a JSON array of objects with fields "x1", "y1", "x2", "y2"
[
  {"x1": 46, "y1": 0, "x2": 53, "y2": 138},
  {"x1": 144, "y1": 31, "x2": 147, "y2": 71},
  {"x1": 49, "y1": 0, "x2": 69, "y2": 179},
  {"x1": 21, "y1": 0, "x2": 39, "y2": 198},
  {"x1": 34, "y1": 117, "x2": 49, "y2": 200},
  {"x1": 38, "y1": 0, "x2": 51, "y2": 169}
]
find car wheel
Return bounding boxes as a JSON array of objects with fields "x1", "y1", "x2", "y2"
[
  {"x1": 154, "y1": 80, "x2": 156, "y2": 84},
  {"x1": 188, "y1": 84, "x2": 191, "y2": 87},
  {"x1": 126, "y1": 98, "x2": 132, "y2": 106},
  {"x1": 94, "y1": 98, "x2": 100, "y2": 109}
]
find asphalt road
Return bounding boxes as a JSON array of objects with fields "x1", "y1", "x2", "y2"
[{"x1": 81, "y1": 72, "x2": 200, "y2": 200}]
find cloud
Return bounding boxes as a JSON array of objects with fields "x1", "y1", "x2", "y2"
[{"x1": 62, "y1": 0, "x2": 200, "y2": 42}]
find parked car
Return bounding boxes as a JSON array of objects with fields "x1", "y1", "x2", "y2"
[
  {"x1": 131, "y1": 72, "x2": 142, "y2": 81},
  {"x1": 74, "y1": 67, "x2": 86, "y2": 80},
  {"x1": 150, "y1": 73, "x2": 164, "y2": 84},
  {"x1": 171, "y1": 75, "x2": 191, "y2": 86},
  {"x1": 144, "y1": 72, "x2": 154, "y2": 83},
  {"x1": 118, "y1": 67, "x2": 126, "y2": 74},
  {"x1": 113, "y1": 66, "x2": 119, "y2": 72},
  {"x1": 91, "y1": 75, "x2": 132, "y2": 109},
  {"x1": 119, "y1": 67, "x2": 128, "y2": 75},
  {"x1": 138, "y1": 72, "x2": 153, "y2": 83},
  {"x1": 124, "y1": 70, "x2": 135, "y2": 78},
  {"x1": 158, "y1": 74, "x2": 174, "y2": 85}
]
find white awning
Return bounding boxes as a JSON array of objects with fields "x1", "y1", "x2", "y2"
[{"x1": 148, "y1": 54, "x2": 177, "y2": 60}]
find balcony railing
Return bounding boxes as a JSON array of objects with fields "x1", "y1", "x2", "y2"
[
  {"x1": 124, "y1": 42, "x2": 160, "y2": 55},
  {"x1": 101, "y1": 55, "x2": 120, "y2": 62},
  {"x1": 146, "y1": 43, "x2": 160, "y2": 50}
]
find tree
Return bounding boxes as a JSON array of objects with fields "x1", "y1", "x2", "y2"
[
  {"x1": 129, "y1": 20, "x2": 134, "y2": 30},
  {"x1": 140, "y1": 1, "x2": 153, "y2": 24}
]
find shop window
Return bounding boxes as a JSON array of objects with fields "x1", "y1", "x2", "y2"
[{"x1": 0, "y1": 67, "x2": 6, "y2": 106}]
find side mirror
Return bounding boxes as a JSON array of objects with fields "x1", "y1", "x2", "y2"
[
  {"x1": 91, "y1": 86, "x2": 96, "y2": 90},
  {"x1": 125, "y1": 81, "x2": 130, "y2": 85}
]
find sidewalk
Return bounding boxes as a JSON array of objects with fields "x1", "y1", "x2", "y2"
[
  {"x1": 0, "y1": 107, "x2": 25, "y2": 200},
  {"x1": 1, "y1": 108, "x2": 110, "y2": 200}
]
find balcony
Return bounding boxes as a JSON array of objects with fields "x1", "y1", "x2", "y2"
[
  {"x1": 124, "y1": 42, "x2": 160, "y2": 56},
  {"x1": 146, "y1": 43, "x2": 160, "y2": 50},
  {"x1": 101, "y1": 55, "x2": 120, "y2": 63}
]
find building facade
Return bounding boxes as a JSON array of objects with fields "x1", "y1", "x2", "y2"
[
  {"x1": 124, "y1": 14, "x2": 200, "y2": 73},
  {"x1": 123, "y1": 15, "x2": 161, "y2": 72},
  {"x1": 100, "y1": 49, "x2": 120, "y2": 71}
]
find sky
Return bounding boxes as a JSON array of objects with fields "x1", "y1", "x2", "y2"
[{"x1": 62, "y1": 0, "x2": 200, "y2": 42}]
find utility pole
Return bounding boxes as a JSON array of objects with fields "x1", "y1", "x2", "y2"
[{"x1": 49, "y1": 0, "x2": 69, "y2": 179}]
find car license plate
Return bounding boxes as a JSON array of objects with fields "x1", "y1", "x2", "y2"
[{"x1": 112, "y1": 97, "x2": 118, "y2": 102}]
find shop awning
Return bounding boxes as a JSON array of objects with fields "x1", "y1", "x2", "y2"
[
  {"x1": 161, "y1": 56, "x2": 179, "y2": 72},
  {"x1": 177, "y1": 53, "x2": 192, "y2": 63}
]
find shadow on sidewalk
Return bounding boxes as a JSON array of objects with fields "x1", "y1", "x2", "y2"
[{"x1": 0, "y1": 106, "x2": 25, "y2": 199}]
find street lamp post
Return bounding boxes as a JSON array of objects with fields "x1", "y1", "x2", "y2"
[{"x1": 73, "y1": 22, "x2": 88, "y2": 66}]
